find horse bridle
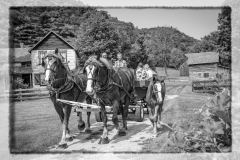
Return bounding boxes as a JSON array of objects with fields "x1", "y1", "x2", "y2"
[
  {"x1": 44, "y1": 56, "x2": 67, "y2": 86},
  {"x1": 85, "y1": 64, "x2": 105, "y2": 89},
  {"x1": 153, "y1": 82, "x2": 162, "y2": 94}
]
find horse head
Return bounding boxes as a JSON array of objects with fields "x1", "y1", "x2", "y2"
[
  {"x1": 42, "y1": 48, "x2": 65, "y2": 84},
  {"x1": 84, "y1": 56, "x2": 109, "y2": 95},
  {"x1": 148, "y1": 75, "x2": 166, "y2": 104}
]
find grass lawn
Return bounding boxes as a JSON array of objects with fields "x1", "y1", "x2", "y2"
[
  {"x1": 156, "y1": 67, "x2": 180, "y2": 77},
  {"x1": 10, "y1": 98, "x2": 96, "y2": 153}
]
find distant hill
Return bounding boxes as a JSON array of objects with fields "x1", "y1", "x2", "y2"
[{"x1": 141, "y1": 26, "x2": 199, "y2": 53}]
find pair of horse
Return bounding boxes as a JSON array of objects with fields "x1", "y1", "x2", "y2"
[{"x1": 42, "y1": 49, "x2": 165, "y2": 148}]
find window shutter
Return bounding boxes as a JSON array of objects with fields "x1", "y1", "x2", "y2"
[
  {"x1": 34, "y1": 74, "x2": 40, "y2": 85},
  {"x1": 38, "y1": 51, "x2": 42, "y2": 64}
]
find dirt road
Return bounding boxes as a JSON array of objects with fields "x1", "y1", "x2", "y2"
[{"x1": 49, "y1": 84, "x2": 212, "y2": 153}]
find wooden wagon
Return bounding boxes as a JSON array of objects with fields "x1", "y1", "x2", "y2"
[{"x1": 57, "y1": 80, "x2": 151, "y2": 122}]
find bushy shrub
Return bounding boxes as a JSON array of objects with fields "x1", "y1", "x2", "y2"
[{"x1": 12, "y1": 77, "x2": 29, "y2": 89}]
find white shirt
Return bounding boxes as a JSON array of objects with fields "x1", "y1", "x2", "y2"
[{"x1": 146, "y1": 69, "x2": 157, "y2": 79}]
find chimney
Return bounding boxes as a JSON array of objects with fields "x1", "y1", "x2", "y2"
[{"x1": 20, "y1": 43, "x2": 24, "y2": 48}]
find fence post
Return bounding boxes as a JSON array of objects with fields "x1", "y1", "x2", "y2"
[{"x1": 19, "y1": 88, "x2": 22, "y2": 102}]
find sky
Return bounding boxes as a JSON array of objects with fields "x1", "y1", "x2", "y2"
[
  {"x1": 80, "y1": 0, "x2": 224, "y2": 40},
  {"x1": 98, "y1": 8, "x2": 221, "y2": 40}
]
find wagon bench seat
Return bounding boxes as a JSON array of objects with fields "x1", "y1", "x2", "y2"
[{"x1": 134, "y1": 80, "x2": 150, "y2": 88}]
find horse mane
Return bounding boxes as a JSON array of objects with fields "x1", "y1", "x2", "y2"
[
  {"x1": 84, "y1": 56, "x2": 104, "y2": 67},
  {"x1": 146, "y1": 80, "x2": 154, "y2": 104},
  {"x1": 43, "y1": 52, "x2": 63, "y2": 61},
  {"x1": 99, "y1": 57, "x2": 113, "y2": 69}
]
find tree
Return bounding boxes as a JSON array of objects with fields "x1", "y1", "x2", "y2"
[
  {"x1": 145, "y1": 27, "x2": 175, "y2": 76},
  {"x1": 217, "y1": 7, "x2": 231, "y2": 67},
  {"x1": 126, "y1": 34, "x2": 148, "y2": 69},
  {"x1": 169, "y1": 48, "x2": 186, "y2": 69},
  {"x1": 75, "y1": 10, "x2": 120, "y2": 58}
]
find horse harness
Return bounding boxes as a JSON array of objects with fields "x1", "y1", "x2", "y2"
[
  {"x1": 86, "y1": 64, "x2": 133, "y2": 106},
  {"x1": 46, "y1": 57, "x2": 85, "y2": 100}
]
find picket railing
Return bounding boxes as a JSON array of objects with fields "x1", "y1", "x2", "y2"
[{"x1": 0, "y1": 88, "x2": 50, "y2": 101}]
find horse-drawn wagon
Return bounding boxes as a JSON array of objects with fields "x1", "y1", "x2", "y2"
[
  {"x1": 42, "y1": 50, "x2": 165, "y2": 146},
  {"x1": 57, "y1": 80, "x2": 151, "y2": 122}
]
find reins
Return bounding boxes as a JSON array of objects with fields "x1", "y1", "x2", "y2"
[
  {"x1": 46, "y1": 57, "x2": 80, "y2": 99},
  {"x1": 86, "y1": 63, "x2": 133, "y2": 106}
]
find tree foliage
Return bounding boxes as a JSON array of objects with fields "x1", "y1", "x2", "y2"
[
  {"x1": 10, "y1": 7, "x2": 199, "y2": 69},
  {"x1": 144, "y1": 27, "x2": 197, "y2": 70},
  {"x1": 186, "y1": 7, "x2": 231, "y2": 67}
]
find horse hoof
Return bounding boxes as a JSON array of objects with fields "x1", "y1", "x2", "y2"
[
  {"x1": 98, "y1": 137, "x2": 109, "y2": 144},
  {"x1": 78, "y1": 122, "x2": 85, "y2": 131},
  {"x1": 56, "y1": 143, "x2": 68, "y2": 149},
  {"x1": 118, "y1": 130, "x2": 126, "y2": 136},
  {"x1": 85, "y1": 129, "x2": 92, "y2": 134},
  {"x1": 66, "y1": 137, "x2": 73, "y2": 142}
]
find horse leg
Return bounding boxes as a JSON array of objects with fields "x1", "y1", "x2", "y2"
[
  {"x1": 148, "y1": 104, "x2": 159, "y2": 136},
  {"x1": 157, "y1": 103, "x2": 163, "y2": 127},
  {"x1": 112, "y1": 100, "x2": 125, "y2": 136},
  {"x1": 85, "y1": 96, "x2": 92, "y2": 133},
  {"x1": 77, "y1": 112, "x2": 85, "y2": 131},
  {"x1": 51, "y1": 96, "x2": 69, "y2": 148},
  {"x1": 57, "y1": 104, "x2": 73, "y2": 149},
  {"x1": 147, "y1": 105, "x2": 154, "y2": 127},
  {"x1": 65, "y1": 105, "x2": 73, "y2": 142},
  {"x1": 122, "y1": 96, "x2": 130, "y2": 131},
  {"x1": 99, "y1": 104, "x2": 109, "y2": 144},
  {"x1": 51, "y1": 94, "x2": 64, "y2": 123}
]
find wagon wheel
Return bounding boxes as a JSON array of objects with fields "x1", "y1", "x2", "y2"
[
  {"x1": 95, "y1": 111, "x2": 103, "y2": 122},
  {"x1": 135, "y1": 104, "x2": 144, "y2": 122}
]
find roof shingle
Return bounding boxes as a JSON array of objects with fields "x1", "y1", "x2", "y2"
[
  {"x1": 10, "y1": 66, "x2": 32, "y2": 74},
  {"x1": 185, "y1": 52, "x2": 219, "y2": 65}
]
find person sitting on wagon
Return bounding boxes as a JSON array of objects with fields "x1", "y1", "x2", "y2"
[
  {"x1": 101, "y1": 52, "x2": 113, "y2": 65},
  {"x1": 136, "y1": 62, "x2": 144, "y2": 80},
  {"x1": 113, "y1": 53, "x2": 127, "y2": 69},
  {"x1": 144, "y1": 64, "x2": 157, "y2": 80}
]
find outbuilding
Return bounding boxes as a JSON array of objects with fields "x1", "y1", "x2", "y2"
[
  {"x1": 185, "y1": 52, "x2": 230, "y2": 80},
  {"x1": 28, "y1": 31, "x2": 78, "y2": 88}
]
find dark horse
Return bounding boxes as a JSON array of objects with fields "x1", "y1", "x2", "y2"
[
  {"x1": 42, "y1": 49, "x2": 92, "y2": 148},
  {"x1": 84, "y1": 56, "x2": 134, "y2": 144},
  {"x1": 146, "y1": 75, "x2": 166, "y2": 136}
]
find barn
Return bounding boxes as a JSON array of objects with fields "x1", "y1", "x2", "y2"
[
  {"x1": 28, "y1": 31, "x2": 78, "y2": 88},
  {"x1": 185, "y1": 52, "x2": 230, "y2": 80}
]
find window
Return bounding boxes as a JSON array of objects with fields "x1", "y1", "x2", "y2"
[
  {"x1": 204, "y1": 73, "x2": 209, "y2": 78},
  {"x1": 59, "y1": 50, "x2": 67, "y2": 63},
  {"x1": 38, "y1": 51, "x2": 47, "y2": 64},
  {"x1": 198, "y1": 73, "x2": 202, "y2": 77},
  {"x1": 21, "y1": 62, "x2": 31, "y2": 67},
  {"x1": 34, "y1": 73, "x2": 47, "y2": 86}
]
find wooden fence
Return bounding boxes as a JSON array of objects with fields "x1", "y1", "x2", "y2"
[
  {"x1": 192, "y1": 79, "x2": 231, "y2": 94},
  {"x1": 0, "y1": 88, "x2": 50, "y2": 101}
]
